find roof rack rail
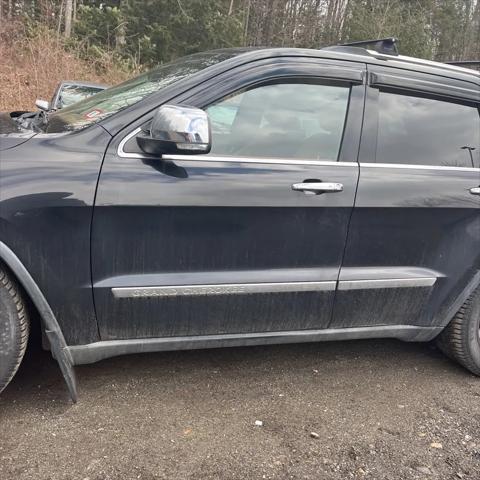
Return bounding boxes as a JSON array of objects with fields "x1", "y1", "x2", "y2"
[
  {"x1": 338, "y1": 37, "x2": 399, "y2": 56},
  {"x1": 445, "y1": 60, "x2": 480, "y2": 69}
]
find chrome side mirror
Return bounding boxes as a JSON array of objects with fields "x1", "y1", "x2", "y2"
[
  {"x1": 35, "y1": 99, "x2": 50, "y2": 111},
  {"x1": 137, "y1": 105, "x2": 211, "y2": 156}
]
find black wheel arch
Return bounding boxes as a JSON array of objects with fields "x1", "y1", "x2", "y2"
[
  {"x1": 0, "y1": 241, "x2": 78, "y2": 402},
  {"x1": 435, "y1": 271, "x2": 480, "y2": 333}
]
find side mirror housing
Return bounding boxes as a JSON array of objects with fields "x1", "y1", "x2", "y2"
[
  {"x1": 137, "y1": 105, "x2": 211, "y2": 156},
  {"x1": 35, "y1": 99, "x2": 50, "y2": 111}
]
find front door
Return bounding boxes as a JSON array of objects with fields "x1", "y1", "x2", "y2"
[{"x1": 92, "y1": 60, "x2": 365, "y2": 340}]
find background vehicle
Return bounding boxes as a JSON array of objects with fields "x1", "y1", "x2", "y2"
[
  {"x1": 0, "y1": 39, "x2": 479, "y2": 402},
  {"x1": 35, "y1": 80, "x2": 107, "y2": 112}
]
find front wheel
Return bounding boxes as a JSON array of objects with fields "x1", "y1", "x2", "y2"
[
  {"x1": 437, "y1": 287, "x2": 480, "y2": 376},
  {"x1": 0, "y1": 266, "x2": 30, "y2": 394}
]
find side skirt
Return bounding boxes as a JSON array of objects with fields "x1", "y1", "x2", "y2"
[{"x1": 67, "y1": 325, "x2": 443, "y2": 365}]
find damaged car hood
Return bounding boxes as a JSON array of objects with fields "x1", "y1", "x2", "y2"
[{"x1": 0, "y1": 112, "x2": 37, "y2": 150}]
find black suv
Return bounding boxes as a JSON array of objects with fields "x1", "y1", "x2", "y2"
[{"x1": 1, "y1": 41, "x2": 479, "y2": 402}]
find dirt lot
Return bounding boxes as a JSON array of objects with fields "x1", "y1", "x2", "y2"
[{"x1": 1, "y1": 339, "x2": 480, "y2": 480}]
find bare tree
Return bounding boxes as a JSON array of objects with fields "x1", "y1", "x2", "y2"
[{"x1": 64, "y1": 0, "x2": 73, "y2": 37}]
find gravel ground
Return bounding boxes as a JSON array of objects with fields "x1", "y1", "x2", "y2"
[{"x1": 1, "y1": 339, "x2": 480, "y2": 480}]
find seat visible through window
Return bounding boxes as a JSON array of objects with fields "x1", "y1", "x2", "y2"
[{"x1": 205, "y1": 81, "x2": 351, "y2": 161}]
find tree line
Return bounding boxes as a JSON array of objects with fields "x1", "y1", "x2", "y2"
[{"x1": 1, "y1": 0, "x2": 479, "y2": 69}]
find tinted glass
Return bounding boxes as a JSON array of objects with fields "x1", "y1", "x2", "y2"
[
  {"x1": 377, "y1": 91, "x2": 480, "y2": 168},
  {"x1": 206, "y1": 82, "x2": 350, "y2": 160}
]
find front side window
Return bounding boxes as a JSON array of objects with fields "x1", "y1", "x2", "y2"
[
  {"x1": 376, "y1": 91, "x2": 480, "y2": 168},
  {"x1": 205, "y1": 81, "x2": 351, "y2": 161}
]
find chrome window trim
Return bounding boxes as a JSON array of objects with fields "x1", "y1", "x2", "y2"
[
  {"x1": 161, "y1": 155, "x2": 355, "y2": 167},
  {"x1": 117, "y1": 127, "x2": 356, "y2": 166},
  {"x1": 361, "y1": 162, "x2": 479, "y2": 173},
  {"x1": 118, "y1": 128, "x2": 478, "y2": 171},
  {"x1": 117, "y1": 127, "x2": 145, "y2": 159}
]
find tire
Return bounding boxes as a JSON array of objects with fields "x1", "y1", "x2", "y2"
[
  {"x1": 0, "y1": 266, "x2": 30, "y2": 394},
  {"x1": 437, "y1": 287, "x2": 480, "y2": 375}
]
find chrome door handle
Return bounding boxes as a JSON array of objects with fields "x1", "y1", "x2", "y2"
[
  {"x1": 292, "y1": 182, "x2": 344, "y2": 195},
  {"x1": 470, "y1": 187, "x2": 480, "y2": 195}
]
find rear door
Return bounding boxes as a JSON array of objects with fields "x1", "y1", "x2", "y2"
[
  {"x1": 92, "y1": 59, "x2": 365, "y2": 340},
  {"x1": 331, "y1": 66, "x2": 480, "y2": 330}
]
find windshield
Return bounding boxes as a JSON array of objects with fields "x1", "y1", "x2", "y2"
[
  {"x1": 46, "y1": 50, "x2": 245, "y2": 133},
  {"x1": 56, "y1": 85, "x2": 106, "y2": 109}
]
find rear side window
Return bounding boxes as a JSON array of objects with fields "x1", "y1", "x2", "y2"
[
  {"x1": 376, "y1": 91, "x2": 480, "y2": 168},
  {"x1": 205, "y1": 81, "x2": 351, "y2": 161}
]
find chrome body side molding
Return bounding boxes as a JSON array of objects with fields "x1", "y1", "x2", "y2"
[
  {"x1": 96, "y1": 267, "x2": 338, "y2": 289},
  {"x1": 110, "y1": 266, "x2": 441, "y2": 299},
  {"x1": 338, "y1": 277, "x2": 437, "y2": 291},
  {"x1": 113, "y1": 277, "x2": 437, "y2": 298},
  {"x1": 67, "y1": 325, "x2": 443, "y2": 365},
  {"x1": 112, "y1": 281, "x2": 336, "y2": 298}
]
